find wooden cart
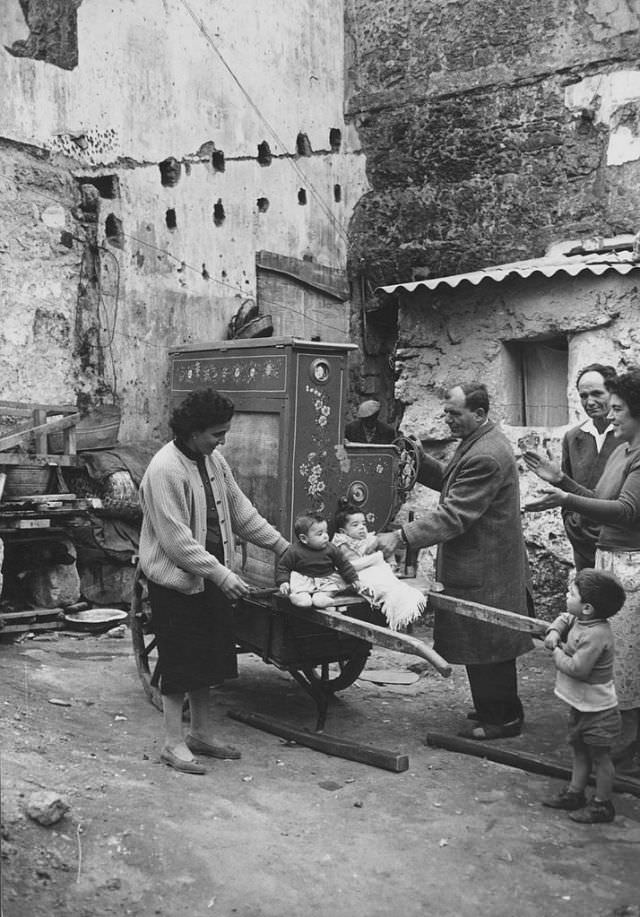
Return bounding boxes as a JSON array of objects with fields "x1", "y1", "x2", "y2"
[{"x1": 130, "y1": 566, "x2": 451, "y2": 732}]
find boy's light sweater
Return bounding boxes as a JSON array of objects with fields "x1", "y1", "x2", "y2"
[
  {"x1": 139, "y1": 441, "x2": 288, "y2": 594},
  {"x1": 547, "y1": 611, "x2": 617, "y2": 712}
]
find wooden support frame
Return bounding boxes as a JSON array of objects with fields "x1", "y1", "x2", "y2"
[{"x1": 0, "y1": 401, "x2": 81, "y2": 468}]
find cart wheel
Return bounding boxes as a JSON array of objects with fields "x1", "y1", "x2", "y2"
[
  {"x1": 130, "y1": 566, "x2": 163, "y2": 712},
  {"x1": 301, "y1": 651, "x2": 369, "y2": 693},
  {"x1": 393, "y1": 435, "x2": 421, "y2": 492}
]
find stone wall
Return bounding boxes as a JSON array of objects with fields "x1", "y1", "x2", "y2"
[
  {"x1": 0, "y1": 0, "x2": 369, "y2": 441},
  {"x1": 342, "y1": 0, "x2": 640, "y2": 610},
  {"x1": 345, "y1": 0, "x2": 640, "y2": 286}
]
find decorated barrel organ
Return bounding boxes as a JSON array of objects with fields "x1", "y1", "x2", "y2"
[{"x1": 169, "y1": 338, "x2": 416, "y2": 586}]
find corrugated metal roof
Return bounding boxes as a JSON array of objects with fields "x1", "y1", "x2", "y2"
[{"x1": 378, "y1": 249, "x2": 640, "y2": 295}]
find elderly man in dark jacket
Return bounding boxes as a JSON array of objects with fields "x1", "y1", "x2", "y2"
[
  {"x1": 374, "y1": 382, "x2": 533, "y2": 740},
  {"x1": 561, "y1": 363, "x2": 618, "y2": 570}
]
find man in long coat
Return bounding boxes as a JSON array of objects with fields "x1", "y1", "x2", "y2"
[{"x1": 374, "y1": 382, "x2": 533, "y2": 740}]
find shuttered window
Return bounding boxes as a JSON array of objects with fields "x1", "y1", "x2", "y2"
[{"x1": 502, "y1": 338, "x2": 569, "y2": 426}]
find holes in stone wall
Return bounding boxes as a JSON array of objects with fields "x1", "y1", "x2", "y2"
[
  {"x1": 257, "y1": 141, "x2": 272, "y2": 166},
  {"x1": 211, "y1": 150, "x2": 225, "y2": 172},
  {"x1": 333, "y1": 184, "x2": 342, "y2": 203},
  {"x1": 213, "y1": 200, "x2": 226, "y2": 226},
  {"x1": 296, "y1": 133, "x2": 312, "y2": 156},
  {"x1": 298, "y1": 189, "x2": 307, "y2": 205},
  {"x1": 78, "y1": 175, "x2": 119, "y2": 199},
  {"x1": 257, "y1": 197, "x2": 270, "y2": 213},
  {"x1": 159, "y1": 157, "x2": 181, "y2": 187},
  {"x1": 165, "y1": 208, "x2": 177, "y2": 230},
  {"x1": 105, "y1": 214, "x2": 124, "y2": 249},
  {"x1": 329, "y1": 128, "x2": 342, "y2": 151}
]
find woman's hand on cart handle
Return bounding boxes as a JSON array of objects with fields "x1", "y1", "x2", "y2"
[{"x1": 220, "y1": 571, "x2": 251, "y2": 602}]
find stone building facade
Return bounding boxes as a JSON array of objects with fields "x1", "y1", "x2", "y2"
[
  {"x1": 0, "y1": 0, "x2": 368, "y2": 442},
  {"x1": 381, "y1": 243, "x2": 640, "y2": 614},
  {"x1": 342, "y1": 0, "x2": 640, "y2": 609}
]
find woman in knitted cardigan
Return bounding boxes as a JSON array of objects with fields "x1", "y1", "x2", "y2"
[{"x1": 139, "y1": 389, "x2": 288, "y2": 774}]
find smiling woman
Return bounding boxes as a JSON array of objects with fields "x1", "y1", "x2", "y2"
[
  {"x1": 138, "y1": 388, "x2": 288, "y2": 774},
  {"x1": 524, "y1": 367, "x2": 640, "y2": 775}
]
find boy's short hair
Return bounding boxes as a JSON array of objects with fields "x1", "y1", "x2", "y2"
[
  {"x1": 294, "y1": 512, "x2": 325, "y2": 538},
  {"x1": 574, "y1": 569, "x2": 626, "y2": 619}
]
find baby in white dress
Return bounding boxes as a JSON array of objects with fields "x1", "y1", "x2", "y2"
[{"x1": 332, "y1": 501, "x2": 426, "y2": 631}]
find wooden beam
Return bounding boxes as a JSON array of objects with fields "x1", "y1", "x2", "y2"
[
  {"x1": 0, "y1": 621, "x2": 64, "y2": 634},
  {"x1": 425, "y1": 732, "x2": 640, "y2": 798},
  {"x1": 0, "y1": 453, "x2": 81, "y2": 467},
  {"x1": 228, "y1": 710, "x2": 409, "y2": 772},
  {"x1": 0, "y1": 413, "x2": 81, "y2": 452},
  {"x1": 0, "y1": 608, "x2": 63, "y2": 622},
  {"x1": 0, "y1": 401, "x2": 77, "y2": 415},
  {"x1": 282, "y1": 603, "x2": 452, "y2": 677},
  {"x1": 428, "y1": 593, "x2": 549, "y2": 638}
]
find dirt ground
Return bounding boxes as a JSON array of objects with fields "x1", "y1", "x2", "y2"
[{"x1": 1, "y1": 622, "x2": 640, "y2": 917}]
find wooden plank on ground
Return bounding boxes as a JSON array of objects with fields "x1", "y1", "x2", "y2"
[
  {"x1": 428, "y1": 593, "x2": 549, "y2": 637},
  {"x1": 283, "y1": 604, "x2": 452, "y2": 677},
  {"x1": 425, "y1": 731, "x2": 640, "y2": 798},
  {"x1": 228, "y1": 710, "x2": 409, "y2": 772}
]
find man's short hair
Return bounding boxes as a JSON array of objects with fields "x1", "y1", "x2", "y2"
[
  {"x1": 574, "y1": 569, "x2": 626, "y2": 620},
  {"x1": 575, "y1": 364, "x2": 617, "y2": 388},
  {"x1": 294, "y1": 512, "x2": 325, "y2": 538},
  {"x1": 453, "y1": 381, "x2": 490, "y2": 414}
]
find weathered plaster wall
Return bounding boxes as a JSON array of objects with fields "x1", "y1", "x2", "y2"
[
  {"x1": 0, "y1": 0, "x2": 369, "y2": 440},
  {"x1": 345, "y1": 0, "x2": 640, "y2": 286},
  {"x1": 392, "y1": 270, "x2": 640, "y2": 615}
]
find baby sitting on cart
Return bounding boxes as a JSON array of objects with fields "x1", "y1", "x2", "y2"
[
  {"x1": 276, "y1": 511, "x2": 370, "y2": 608},
  {"x1": 331, "y1": 498, "x2": 426, "y2": 631}
]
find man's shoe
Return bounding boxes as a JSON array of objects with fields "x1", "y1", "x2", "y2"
[
  {"x1": 160, "y1": 747, "x2": 206, "y2": 775},
  {"x1": 458, "y1": 718, "x2": 523, "y2": 740},
  {"x1": 542, "y1": 787, "x2": 586, "y2": 810},
  {"x1": 186, "y1": 735, "x2": 241, "y2": 760},
  {"x1": 569, "y1": 799, "x2": 615, "y2": 824}
]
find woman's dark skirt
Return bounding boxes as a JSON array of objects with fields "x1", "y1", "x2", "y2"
[{"x1": 147, "y1": 580, "x2": 238, "y2": 696}]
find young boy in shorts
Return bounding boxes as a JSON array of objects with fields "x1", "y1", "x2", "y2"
[{"x1": 542, "y1": 568, "x2": 626, "y2": 823}]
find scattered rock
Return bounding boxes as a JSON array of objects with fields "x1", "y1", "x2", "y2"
[
  {"x1": 48, "y1": 698, "x2": 72, "y2": 707},
  {"x1": 25, "y1": 791, "x2": 70, "y2": 826},
  {"x1": 318, "y1": 780, "x2": 343, "y2": 791}
]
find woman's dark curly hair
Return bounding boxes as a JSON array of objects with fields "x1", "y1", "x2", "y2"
[
  {"x1": 605, "y1": 367, "x2": 640, "y2": 420},
  {"x1": 169, "y1": 388, "x2": 234, "y2": 439}
]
